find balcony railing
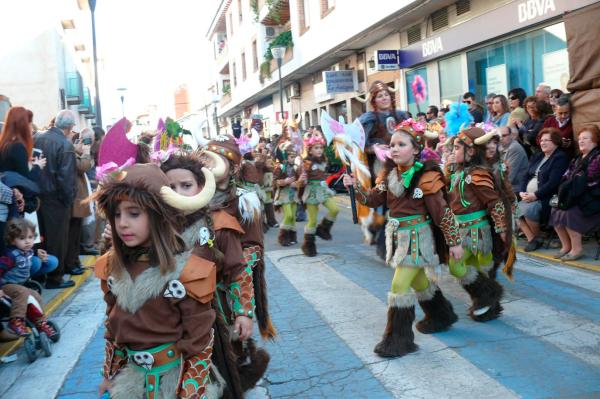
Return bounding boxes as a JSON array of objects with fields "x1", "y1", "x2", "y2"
[
  {"x1": 220, "y1": 92, "x2": 232, "y2": 107},
  {"x1": 65, "y1": 71, "x2": 83, "y2": 105}
]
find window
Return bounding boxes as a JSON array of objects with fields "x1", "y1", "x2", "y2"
[
  {"x1": 466, "y1": 22, "x2": 568, "y2": 101},
  {"x1": 238, "y1": 0, "x2": 243, "y2": 22},
  {"x1": 252, "y1": 40, "x2": 258, "y2": 72},
  {"x1": 405, "y1": 67, "x2": 429, "y2": 116},
  {"x1": 241, "y1": 52, "x2": 247, "y2": 81},
  {"x1": 431, "y1": 8, "x2": 448, "y2": 31},
  {"x1": 320, "y1": 0, "x2": 335, "y2": 18},
  {"x1": 232, "y1": 61, "x2": 237, "y2": 87},
  {"x1": 228, "y1": 13, "x2": 234, "y2": 36},
  {"x1": 298, "y1": 0, "x2": 310, "y2": 33},
  {"x1": 439, "y1": 55, "x2": 464, "y2": 104}
]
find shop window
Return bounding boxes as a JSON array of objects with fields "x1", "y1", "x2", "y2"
[
  {"x1": 466, "y1": 22, "x2": 568, "y2": 102},
  {"x1": 439, "y1": 55, "x2": 464, "y2": 104},
  {"x1": 405, "y1": 67, "x2": 429, "y2": 116},
  {"x1": 298, "y1": 0, "x2": 310, "y2": 34}
]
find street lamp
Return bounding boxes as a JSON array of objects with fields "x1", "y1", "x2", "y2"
[
  {"x1": 88, "y1": 0, "x2": 102, "y2": 128},
  {"x1": 270, "y1": 45, "x2": 286, "y2": 122},
  {"x1": 212, "y1": 95, "x2": 221, "y2": 136},
  {"x1": 117, "y1": 87, "x2": 127, "y2": 117}
]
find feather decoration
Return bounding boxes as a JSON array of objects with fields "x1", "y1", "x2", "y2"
[
  {"x1": 154, "y1": 118, "x2": 166, "y2": 151},
  {"x1": 237, "y1": 189, "x2": 261, "y2": 223},
  {"x1": 444, "y1": 102, "x2": 473, "y2": 136}
]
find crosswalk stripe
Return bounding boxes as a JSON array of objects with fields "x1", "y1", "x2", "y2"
[
  {"x1": 267, "y1": 248, "x2": 520, "y2": 399},
  {"x1": 514, "y1": 256, "x2": 600, "y2": 294}
]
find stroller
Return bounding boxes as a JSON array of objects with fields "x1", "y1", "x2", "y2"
[{"x1": 0, "y1": 282, "x2": 61, "y2": 363}]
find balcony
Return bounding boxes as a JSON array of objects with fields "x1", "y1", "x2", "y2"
[
  {"x1": 220, "y1": 92, "x2": 232, "y2": 107},
  {"x1": 78, "y1": 87, "x2": 92, "y2": 114},
  {"x1": 65, "y1": 71, "x2": 83, "y2": 105},
  {"x1": 258, "y1": 0, "x2": 290, "y2": 26},
  {"x1": 259, "y1": 45, "x2": 293, "y2": 83}
]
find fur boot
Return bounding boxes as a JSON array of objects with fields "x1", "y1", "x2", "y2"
[
  {"x1": 460, "y1": 268, "x2": 504, "y2": 322},
  {"x1": 315, "y1": 217, "x2": 334, "y2": 241},
  {"x1": 289, "y1": 230, "x2": 297, "y2": 245},
  {"x1": 415, "y1": 284, "x2": 458, "y2": 334},
  {"x1": 278, "y1": 229, "x2": 290, "y2": 247},
  {"x1": 236, "y1": 338, "x2": 270, "y2": 392},
  {"x1": 374, "y1": 293, "x2": 418, "y2": 358},
  {"x1": 301, "y1": 233, "x2": 317, "y2": 257},
  {"x1": 264, "y1": 203, "x2": 279, "y2": 228}
]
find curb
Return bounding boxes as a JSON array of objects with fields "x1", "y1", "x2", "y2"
[
  {"x1": 0, "y1": 255, "x2": 96, "y2": 357},
  {"x1": 516, "y1": 247, "x2": 600, "y2": 273}
]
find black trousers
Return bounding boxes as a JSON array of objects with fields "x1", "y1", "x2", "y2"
[
  {"x1": 66, "y1": 217, "x2": 83, "y2": 270},
  {"x1": 38, "y1": 197, "x2": 71, "y2": 284}
]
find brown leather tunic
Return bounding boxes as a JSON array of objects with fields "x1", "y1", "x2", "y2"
[{"x1": 303, "y1": 158, "x2": 328, "y2": 181}]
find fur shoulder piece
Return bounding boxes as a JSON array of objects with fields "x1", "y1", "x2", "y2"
[
  {"x1": 180, "y1": 254, "x2": 216, "y2": 304},
  {"x1": 212, "y1": 209, "x2": 245, "y2": 234},
  {"x1": 419, "y1": 170, "x2": 445, "y2": 195},
  {"x1": 237, "y1": 188, "x2": 261, "y2": 223},
  {"x1": 470, "y1": 168, "x2": 494, "y2": 190}
]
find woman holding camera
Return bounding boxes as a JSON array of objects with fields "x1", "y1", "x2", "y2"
[{"x1": 550, "y1": 125, "x2": 600, "y2": 261}]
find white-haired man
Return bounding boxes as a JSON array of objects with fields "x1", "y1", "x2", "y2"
[{"x1": 34, "y1": 110, "x2": 78, "y2": 289}]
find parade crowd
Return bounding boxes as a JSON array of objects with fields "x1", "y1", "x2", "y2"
[{"x1": 0, "y1": 78, "x2": 598, "y2": 398}]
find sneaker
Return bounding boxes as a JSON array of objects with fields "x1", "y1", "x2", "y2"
[
  {"x1": 36, "y1": 320, "x2": 59, "y2": 342},
  {"x1": 8, "y1": 318, "x2": 29, "y2": 336}
]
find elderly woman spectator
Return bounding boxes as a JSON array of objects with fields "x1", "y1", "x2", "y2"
[
  {"x1": 550, "y1": 125, "x2": 600, "y2": 261},
  {"x1": 491, "y1": 94, "x2": 510, "y2": 126},
  {"x1": 518, "y1": 128, "x2": 569, "y2": 251},
  {"x1": 499, "y1": 126, "x2": 528, "y2": 198},
  {"x1": 542, "y1": 94, "x2": 574, "y2": 159},
  {"x1": 517, "y1": 96, "x2": 552, "y2": 156}
]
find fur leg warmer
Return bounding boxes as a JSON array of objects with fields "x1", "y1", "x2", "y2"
[
  {"x1": 374, "y1": 293, "x2": 418, "y2": 358},
  {"x1": 415, "y1": 283, "x2": 458, "y2": 334},
  {"x1": 301, "y1": 233, "x2": 317, "y2": 257},
  {"x1": 278, "y1": 229, "x2": 291, "y2": 247},
  {"x1": 315, "y1": 217, "x2": 334, "y2": 241},
  {"x1": 237, "y1": 338, "x2": 270, "y2": 392},
  {"x1": 460, "y1": 267, "x2": 504, "y2": 322}
]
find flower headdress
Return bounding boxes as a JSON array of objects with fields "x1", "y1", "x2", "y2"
[
  {"x1": 96, "y1": 118, "x2": 138, "y2": 182},
  {"x1": 395, "y1": 118, "x2": 438, "y2": 150},
  {"x1": 303, "y1": 134, "x2": 325, "y2": 148}
]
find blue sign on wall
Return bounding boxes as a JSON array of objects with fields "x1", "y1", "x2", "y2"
[
  {"x1": 376, "y1": 50, "x2": 400, "y2": 71},
  {"x1": 324, "y1": 70, "x2": 358, "y2": 93}
]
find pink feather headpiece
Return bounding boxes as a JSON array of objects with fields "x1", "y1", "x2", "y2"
[{"x1": 303, "y1": 134, "x2": 325, "y2": 148}]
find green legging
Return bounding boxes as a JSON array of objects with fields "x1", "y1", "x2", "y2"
[
  {"x1": 390, "y1": 267, "x2": 431, "y2": 295},
  {"x1": 306, "y1": 198, "x2": 339, "y2": 229},
  {"x1": 448, "y1": 248, "x2": 493, "y2": 279},
  {"x1": 281, "y1": 203, "x2": 298, "y2": 227}
]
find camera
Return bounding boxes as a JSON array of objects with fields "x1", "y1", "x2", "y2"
[{"x1": 82, "y1": 137, "x2": 92, "y2": 145}]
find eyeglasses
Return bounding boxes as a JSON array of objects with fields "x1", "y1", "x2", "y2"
[{"x1": 539, "y1": 138, "x2": 553, "y2": 143}]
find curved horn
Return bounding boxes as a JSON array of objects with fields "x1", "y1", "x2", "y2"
[
  {"x1": 249, "y1": 128, "x2": 260, "y2": 148},
  {"x1": 474, "y1": 132, "x2": 496, "y2": 145},
  {"x1": 203, "y1": 150, "x2": 227, "y2": 179},
  {"x1": 161, "y1": 167, "x2": 216, "y2": 214}
]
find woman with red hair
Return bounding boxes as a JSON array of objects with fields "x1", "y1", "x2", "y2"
[{"x1": 0, "y1": 106, "x2": 46, "y2": 179}]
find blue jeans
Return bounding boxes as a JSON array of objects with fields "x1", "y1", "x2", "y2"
[{"x1": 30, "y1": 255, "x2": 59, "y2": 278}]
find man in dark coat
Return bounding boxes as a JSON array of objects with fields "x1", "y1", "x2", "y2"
[{"x1": 34, "y1": 110, "x2": 78, "y2": 288}]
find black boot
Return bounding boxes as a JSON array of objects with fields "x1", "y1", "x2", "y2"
[
  {"x1": 289, "y1": 230, "x2": 298, "y2": 245},
  {"x1": 315, "y1": 218, "x2": 334, "y2": 240},
  {"x1": 238, "y1": 338, "x2": 271, "y2": 392},
  {"x1": 278, "y1": 229, "x2": 290, "y2": 247},
  {"x1": 301, "y1": 233, "x2": 317, "y2": 257},
  {"x1": 415, "y1": 285, "x2": 458, "y2": 334},
  {"x1": 460, "y1": 269, "x2": 504, "y2": 322},
  {"x1": 374, "y1": 294, "x2": 418, "y2": 358},
  {"x1": 264, "y1": 203, "x2": 279, "y2": 228}
]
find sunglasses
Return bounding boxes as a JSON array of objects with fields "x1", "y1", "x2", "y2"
[
  {"x1": 509, "y1": 96, "x2": 517, "y2": 100},
  {"x1": 462, "y1": 100, "x2": 472, "y2": 104}
]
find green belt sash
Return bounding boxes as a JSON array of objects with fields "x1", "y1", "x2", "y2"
[
  {"x1": 127, "y1": 342, "x2": 181, "y2": 398},
  {"x1": 389, "y1": 214, "x2": 431, "y2": 264}
]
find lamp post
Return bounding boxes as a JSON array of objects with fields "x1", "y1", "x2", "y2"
[
  {"x1": 88, "y1": 0, "x2": 102, "y2": 128},
  {"x1": 270, "y1": 45, "x2": 286, "y2": 122},
  {"x1": 212, "y1": 95, "x2": 221, "y2": 136},
  {"x1": 117, "y1": 87, "x2": 127, "y2": 117}
]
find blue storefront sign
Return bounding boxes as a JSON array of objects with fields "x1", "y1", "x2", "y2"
[
  {"x1": 323, "y1": 70, "x2": 358, "y2": 93},
  {"x1": 376, "y1": 50, "x2": 400, "y2": 71}
]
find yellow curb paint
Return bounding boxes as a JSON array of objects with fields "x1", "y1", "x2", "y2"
[
  {"x1": 0, "y1": 256, "x2": 97, "y2": 357},
  {"x1": 517, "y1": 248, "x2": 600, "y2": 273}
]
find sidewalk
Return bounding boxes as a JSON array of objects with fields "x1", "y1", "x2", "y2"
[
  {"x1": 335, "y1": 194, "x2": 600, "y2": 273},
  {"x1": 0, "y1": 255, "x2": 96, "y2": 359}
]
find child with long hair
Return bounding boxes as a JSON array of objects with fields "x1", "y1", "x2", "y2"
[
  {"x1": 300, "y1": 135, "x2": 339, "y2": 257},
  {"x1": 344, "y1": 121, "x2": 463, "y2": 358},
  {"x1": 95, "y1": 163, "x2": 218, "y2": 399},
  {"x1": 273, "y1": 141, "x2": 304, "y2": 247},
  {"x1": 447, "y1": 127, "x2": 513, "y2": 321}
]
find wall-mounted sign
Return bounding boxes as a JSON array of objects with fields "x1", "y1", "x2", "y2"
[
  {"x1": 375, "y1": 50, "x2": 400, "y2": 71},
  {"x1": 276, "y1": 111, "x2": 289, "y2": 122},
  {"x1": 486, "y1": 64, "x2": 507, "y2": 96},
  {"x1": 323, "y1": 70, "x2": 358, "y2": 94}
]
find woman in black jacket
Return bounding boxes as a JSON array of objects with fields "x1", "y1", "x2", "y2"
[
  {"x1": 517, "y1": 97, "x2": 552, "y2": 156},
  {"x1": 551, "y1": 125, "x2": 600, "y2": 261},
  {"x1": 518, "y1": 128, "x2": 569, "y2": 251}
]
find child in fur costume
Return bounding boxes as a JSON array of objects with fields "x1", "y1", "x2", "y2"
[
  {"x1": 95, "y1": 163, "x2": 219, "y2": 399},
  {"x1": 447, "y1": 127, "x2": 514, "y2": 321},
  {"x1": 254, "y1": 138, "x2": 278, "y2": 228},
  {"x1": 344, "y1": 120, "x2": 463, "y2": 358},
  {"x1": 300, "y1": 134, "x2": 339, "y2": 257},
  {"x1": 273, "y1": 141, "x2": 304, "y2": 247},
  {"x1": 201, "y1": 135, "x2": 270, "y2": 392}
]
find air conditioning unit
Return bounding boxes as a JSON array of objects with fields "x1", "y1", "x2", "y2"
[
  {"x1": 265, "y1": 26, "x2": 277, "y2": 40},
  {"x1": 288, "y1": 82, "x2": 301, "y2": 98}
]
